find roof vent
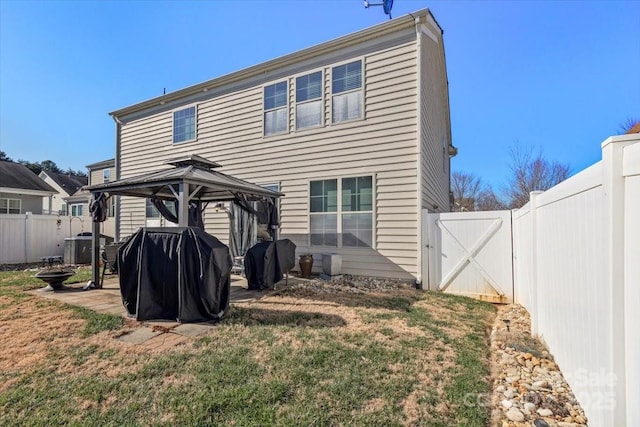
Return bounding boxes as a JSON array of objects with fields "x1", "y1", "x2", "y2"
[{"x1": 165, "y1": 155, "x2": 222, "y2": 170}]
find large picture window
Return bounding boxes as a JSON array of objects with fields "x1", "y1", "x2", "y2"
[
  {"x1": 332, "y1": 60, "x2": 363, "y2": 123},
  {"x1": 296, "y1": 71, "x2": 322, "y2": 130},
  {"x1": 173, "y1": 106, "x2": 196, "y2": 143},
  {"x1": 309, "y1": 176, "x2": 373, "y2": 248},
  {"x1": 0, "y1": 198, "x2": 21, "y2": 214},
  {"x1": 264, "y1": 81, "x2": 288, "y2": 136}
]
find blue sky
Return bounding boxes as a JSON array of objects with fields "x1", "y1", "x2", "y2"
[{"x1": 1, "y1": 0, "x2": 638, "y2": 190}]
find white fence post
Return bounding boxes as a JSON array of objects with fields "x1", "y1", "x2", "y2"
[
  {"x1": 528, "y1": 191, "x2": 543, "y2": 336},
  {"x1": 602, "y1": 137, "x2": 627, "y2": 426},
  {"x1": 24, "y1": 212, "x2": 32, "y2": 264}
]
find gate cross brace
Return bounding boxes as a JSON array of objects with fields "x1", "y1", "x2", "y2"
[{"x1": 436, "y1": 218, "x2": 506, "y2": 295}]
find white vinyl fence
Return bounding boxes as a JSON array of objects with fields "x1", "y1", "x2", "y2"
[
  {"x1": 0, "y1": 213, "x2": 87, "y2": 264},
  {"x1": 512, "y1": 134, "x2": 639, "y2": 426}
]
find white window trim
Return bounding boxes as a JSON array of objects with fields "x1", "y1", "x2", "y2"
[
  {"x1": 172, "y1": 103, "x2": 198, "y2": 145},
  {"x1": 0, "y1": 198, "x2": 21, "y2": 214},
  {"x1": 293, "y1": 68, "x2": 325, "y2": 131},
  {"x1": 103, "y1": 168, "x2": 111, "y2": 183},
  {"x1": 308, "y1": 173, "x2": 376, "y2": 250},
  {"x1": 262, "y1": 80, "x2": 289, "y2": 137},
  {"x1": 329, "y1": 57, "x2": 365, "y2": 126}
]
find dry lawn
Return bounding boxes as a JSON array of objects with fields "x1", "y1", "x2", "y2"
[{"x1": 0, "y1": 271, "x2": 495, "y2": 426}]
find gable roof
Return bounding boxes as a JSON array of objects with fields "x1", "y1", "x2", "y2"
[
  {"x1": 0, "y1": 161, "x2": 56, "y2": 194},
  {"x1": 43, "y1": 171, "x2": 88, "y2": 196},
  {"x1": 109, "y1": 8, "x2": 440, "y2": 120}
]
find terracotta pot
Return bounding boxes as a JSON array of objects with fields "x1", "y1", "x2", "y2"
[{"x1": 299, "y1": 254, "x2": 313, "y2": 278}]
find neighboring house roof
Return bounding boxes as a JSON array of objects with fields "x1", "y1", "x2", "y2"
[
  {"x1": 0, "y1": 161, "x2": 56, "y2": 195},
  {"x1": 64, "y1": 188, "x2": 91, "y2": 204},
  {"x1": 41, "y1": 171, "x2": 88, "y2": 197},
  {"x1": 86, "y1": 158, "x2": 115, "y2": 170},
  {"x1": 110, "y1": 8, "x2": 440, "y2": 120}
]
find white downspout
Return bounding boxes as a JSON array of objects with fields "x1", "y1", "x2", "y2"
[
  {"x1": 112, "y1": 115, "x2": 122, "y2": 241},
  {"x1": 415, "y1": 16, "x2": 423, "y2": 288}
]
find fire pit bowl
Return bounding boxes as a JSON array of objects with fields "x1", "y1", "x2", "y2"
[{"x1": 35, "y1": 269, "x2": 76, "y2": 291}]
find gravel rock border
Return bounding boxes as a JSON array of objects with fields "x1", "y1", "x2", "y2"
[
  {"x1": 490, "y1": 304, "x2": 588, "y2": 427},
  {"x1": 285, "y1": 274, "x2": 416, "y2": 294}
]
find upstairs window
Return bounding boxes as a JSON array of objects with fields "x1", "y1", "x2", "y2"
[
  {"x1": 296, "y1": 71, "x2": 322, "y2": 130},
  {"x1": 173, "y1": 106, "x2": 196, "y2": 143},
  {"x1": 60, "y1": 203, "x2": 68, "y2": 216},
  {"x1": 0, "y1": 198, "x2": 21, "y2": 214},
  {"x1": 264, "y1": 81, "x2": 288, "y2": 136},
  {"x1": 103, "y1": 168, "x2": 110, "y2": 183},
  {"x1": 332, "y1": 60, "x2": 363, "y2": 123}
]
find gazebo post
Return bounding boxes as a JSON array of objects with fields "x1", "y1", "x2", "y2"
[
  {"x1": 178, "y1": 183, "x2": 189, "y2": 226},
  {"x1": 87, "y1": 220, "x2": 101, "y2": 289}
]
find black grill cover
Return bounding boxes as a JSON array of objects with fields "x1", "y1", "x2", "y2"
[
  {"x1": 244, "y1": 239, "x2": 296, "y2": 290},
  {"x1": 118, "y1": 227, "x2": 232, "y2": 322}
]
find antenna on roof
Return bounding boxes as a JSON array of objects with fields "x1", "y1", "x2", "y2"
[{"x1": 364, "y1": 0, "x2": 393, "y2": 19}]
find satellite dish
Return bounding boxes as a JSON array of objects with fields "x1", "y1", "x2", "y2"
[{"x1": 364, "y1": 0, "x2": 394, "y2": 19}]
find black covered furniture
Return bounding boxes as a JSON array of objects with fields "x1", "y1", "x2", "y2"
[
  {"x1": 244, "y1": 239, "x2": 296, "y2": 290},
  {"x1": 118, "y1": 227, "x2": 232, "y2": 322}
]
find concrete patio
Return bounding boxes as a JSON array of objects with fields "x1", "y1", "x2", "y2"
[{"x1": 29, "y1": 273, "x2": 298, "y2": 350}]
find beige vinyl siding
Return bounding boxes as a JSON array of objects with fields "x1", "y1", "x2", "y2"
[
  {"x1": 419, "y1": 22, "x2": 451, "y2": 212},
  {"x1": 118, "y1": 37, "x2": 422, "y2": 279}
]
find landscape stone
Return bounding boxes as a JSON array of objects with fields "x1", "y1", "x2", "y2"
[
  {"x1": 506, "y1": 408, "x2": 525, "y2": 422},
  {"x1": 537, "y1": 408, "x2": 553, "y2": 417}
]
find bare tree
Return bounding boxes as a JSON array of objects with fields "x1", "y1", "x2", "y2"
[
  {"x1": 476, "y1": 188, "x2": 506, "y2": 211},
  {"x1": 504, "y1": 144, "x2": 571, "y2": 209},
  {"x1": 451, "y1": 171, "x2": 482, "y2": 211},
  {"x1": 619, "y1": 117, "x2": 639, "y2": 134},
  {"x1": 451, "y1": 171, "x2": 506, "y2": 211}
]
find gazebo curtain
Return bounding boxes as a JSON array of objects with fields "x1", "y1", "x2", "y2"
[
  {"x1": 229, "y1": 200, "x2": 257, "y2": 259},
  {"x1": 89, "y1": 192, "x2": 108, "y2": 223},
  {"x1": 150, "y1": 197, "x2": 205, "y2": 229}
]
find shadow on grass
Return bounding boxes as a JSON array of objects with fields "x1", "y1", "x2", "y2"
[
  {"x1": 224, "y1": 306, "x2": 346, "y2": 328},
  {"x1": 279, "y1": 288, "x2": 423, "y2": 312}
]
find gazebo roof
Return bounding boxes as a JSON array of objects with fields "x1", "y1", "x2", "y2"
[{"x1": 84, "y1": 155, "x2": 283, "y2": 201}]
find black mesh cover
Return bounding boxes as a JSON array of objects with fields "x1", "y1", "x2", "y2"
[
  {"x1": 118, "y1": 227, "x2": 232, "y2": 322},
  {"x1": 244, "y1": 239, "x2": 296, "y2": 290}
]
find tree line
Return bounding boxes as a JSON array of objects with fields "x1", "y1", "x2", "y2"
[
  {"x1": 0, "y1": 151, "x2": 87, "y2": 177},
  {"x1": 452, "y1": 144, "x2": 570, "y2": 211}
]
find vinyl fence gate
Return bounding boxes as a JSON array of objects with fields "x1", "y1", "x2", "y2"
[{"x1": 424, "y1": 210, "x2": 514, "y2": 303}]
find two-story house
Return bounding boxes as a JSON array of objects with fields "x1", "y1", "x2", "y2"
[
  {"x1": 109, "y1": 8, "x2": 454, "y2": 282},
  {"x1": 39, "y1": 171, "x2": 88, "y2": 215}
]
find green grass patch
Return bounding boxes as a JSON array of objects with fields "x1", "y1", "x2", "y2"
[{"x1": 68, "y1": 305, "x2": 124, "y2": 336}]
